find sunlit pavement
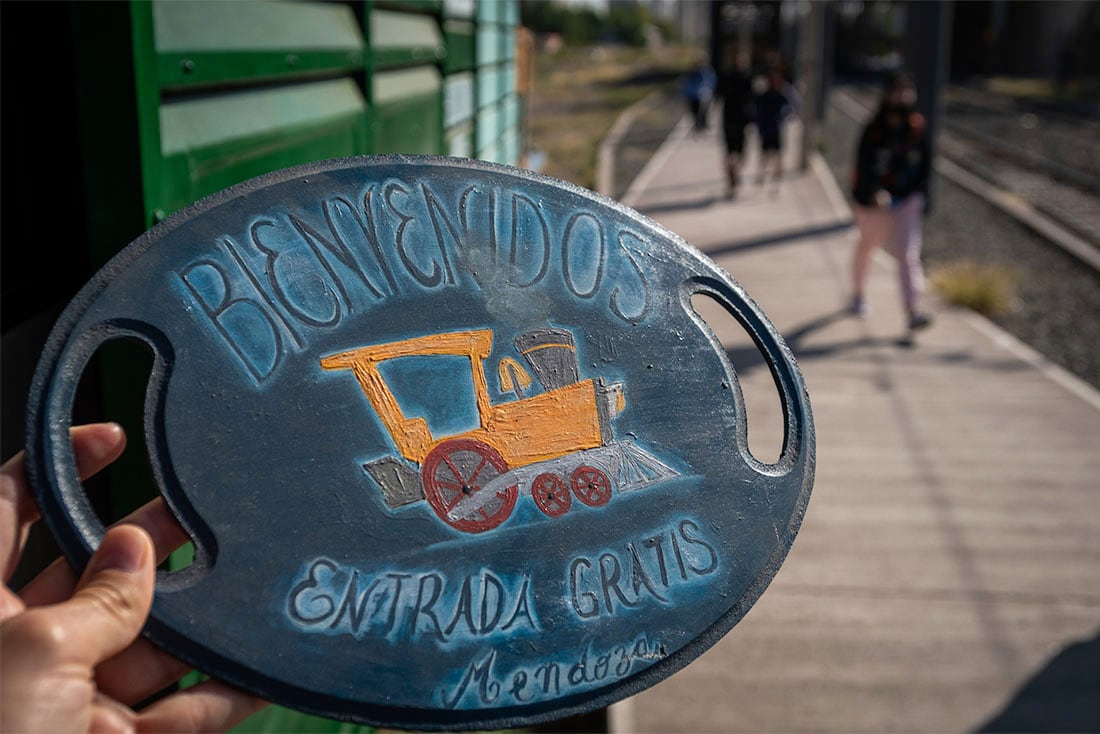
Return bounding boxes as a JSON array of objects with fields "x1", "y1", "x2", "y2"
[{"x1": 609, "y1": 114, "x2": 1100, "y2": 733}]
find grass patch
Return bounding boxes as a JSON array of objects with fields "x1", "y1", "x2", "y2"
[
  {"x1": 985, "y1": 75, "x2": 1098, "y2": 102},
  {"x1": 930, "y1": 260, "x2": 1018, "y2": 316},
  {"x1": 528, "y1": 44, "x2": 693, "y2": 190},
  {"x1": 986, "y1": 76, "x2": 1056, "y2": 99}
]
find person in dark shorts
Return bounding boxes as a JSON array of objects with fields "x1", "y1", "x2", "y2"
[
  {"x1": 754, "y1": 66, "x2": 801, "y2": 188},
  {"x1": 716, "y1": 51, "x2": 755, "y2": 198}
]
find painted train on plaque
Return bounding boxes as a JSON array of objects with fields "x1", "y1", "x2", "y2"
[{"x1": 321, "y1": 326, "x2": 680, "y2": 533}]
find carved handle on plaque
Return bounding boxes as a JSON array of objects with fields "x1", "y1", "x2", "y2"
[
  {"x1": 685, "y1": 275, "x2": 815, "y2": 478},
  {"x1": 26, "y1": 319, "x2": 215, "y2": 591}
]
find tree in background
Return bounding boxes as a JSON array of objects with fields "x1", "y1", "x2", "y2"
[{"x1": 520, "y1": 0, "x2": 671, "y2": 47}]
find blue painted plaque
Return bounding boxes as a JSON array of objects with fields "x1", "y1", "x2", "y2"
[{"x1": 26, "y1": 156, "x2": 813, "y2": 730}]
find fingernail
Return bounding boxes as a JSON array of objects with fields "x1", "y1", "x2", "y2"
[{"x1": 88, "y1": 529, "x2": 148, "y2": 574}]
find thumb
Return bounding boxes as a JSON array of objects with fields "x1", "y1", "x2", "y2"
[{"x1": 57, "y1": 524, "x2": 156, "y2": 667}]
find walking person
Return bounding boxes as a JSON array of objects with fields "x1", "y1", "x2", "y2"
[
  {"x1": 716, "y1": 50, "x2": 755, "y2": 198},
  {"x1": 850, "y1": 71, "x2": 934, "y2": 337},
  {"x1": 681, "y1": 58, "x2": 716, "y2": 135},
  {"x1": 754, "y1": 65, "x2": 801, "y2": 190}
]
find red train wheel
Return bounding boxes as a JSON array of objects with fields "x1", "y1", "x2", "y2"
[
  {"x1": 532, "y1": 473, "x2": 571, "y2": 518},
  {"x1": 571, "y1": 465, "x2": 612, "y2": 507},
  {"x1": 422, "y1": 439, "x2": 516, "y2": 533}
]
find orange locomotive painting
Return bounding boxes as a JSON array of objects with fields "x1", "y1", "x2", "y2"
[{"x1": 321, "y1": 327, "x2": 679, "y2": 533}]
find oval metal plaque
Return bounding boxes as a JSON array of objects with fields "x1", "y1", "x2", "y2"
[{"x1": 26, "y1": 156, "x2": 813, "y2": 730}]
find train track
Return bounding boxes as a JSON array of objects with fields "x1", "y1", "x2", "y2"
[{"x1": 942, "y1": 87, "x2": 1099, "y2": 190}]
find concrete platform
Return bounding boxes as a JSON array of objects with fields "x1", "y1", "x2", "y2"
[{"x1": 609, "y1": 116, "x2": 1100, "y2": 733}]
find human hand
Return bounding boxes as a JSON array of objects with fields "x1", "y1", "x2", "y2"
[{"x1": 1, "y1": 423, "x2": 268, "y2": 733}]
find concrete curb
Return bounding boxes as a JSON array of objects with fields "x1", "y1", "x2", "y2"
[
  {"x1": 619, "y1": 116, "x2": 692, "y2": 209},
  {"x1": 960, "y1": 309, "x2": 1100, "y2": 412},
  {"x1": 596, "y1": 89, "x2": 668, "y2": 199},
  {"x1": 809, "y1": 152, "x2": 856, "y2": 225}
]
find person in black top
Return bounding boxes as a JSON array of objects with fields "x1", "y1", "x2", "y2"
[
  {"x1": 849, "y1": 71, "x2": 934, "y2": 333},
  {"x1": 754, "y1": 65, "x2": 801, "y2": 190},
  {"x1": 716, "y1": 51, "x2": 755, "y2": 198}
]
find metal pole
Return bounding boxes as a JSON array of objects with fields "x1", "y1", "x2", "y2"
[
  {"x1": 902, "y1": 0, "x2": 954, "y2": 163},
  {"x1": 818, "y1": 3, "x2": 835, "y2": 123},
  {"x1": 798, "y1": 2, "x2": 825, "y2": 171},
  {"x1": 709, "y1": 0, "x2": 723, "y2": 74}
]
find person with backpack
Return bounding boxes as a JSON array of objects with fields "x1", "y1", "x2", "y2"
[{"x1": 753, "y1": 64, "x2": 802, "y2": 191}]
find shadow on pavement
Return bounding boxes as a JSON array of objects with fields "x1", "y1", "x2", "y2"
[
  {"x1": 976, "y1": 629, "x2": 1100, "y2": 733},
  {"x1": 723, "y1": 310, "x2": 878, "y2": 377},
  {"x1": 702, "y1": 221, "x2": 855, "y2": 258},
  {"x1": 724, "y1": 308, "x2": 1038, "y2": 379},
  {"x1": 636, "y1": 195, "x2": 718, "y2": 215}
]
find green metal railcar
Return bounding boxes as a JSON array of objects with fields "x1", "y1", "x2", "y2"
[{"x1": 74, "y1": 0, "x2": 524, "y2": 243}]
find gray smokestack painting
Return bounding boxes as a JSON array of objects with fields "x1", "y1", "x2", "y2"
[{"x1": 515, "y1": 327, "x2": 580, "y2": 391}]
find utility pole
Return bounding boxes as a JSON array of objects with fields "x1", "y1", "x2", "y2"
[
  {"x1": 902, "y1": 1, "x2": 954, "y2": 164},
  {"x1": 797, "y1": 2, "x2": 826, "y2": 171}
]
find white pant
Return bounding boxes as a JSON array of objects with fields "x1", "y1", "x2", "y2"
[{"x1": 852, "y1": 193, "x2": 926, "y2": 312}]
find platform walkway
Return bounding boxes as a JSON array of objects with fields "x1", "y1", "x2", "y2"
[{"x1": 607, "y1": 114, "x2": 1100, "y2": 733}]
